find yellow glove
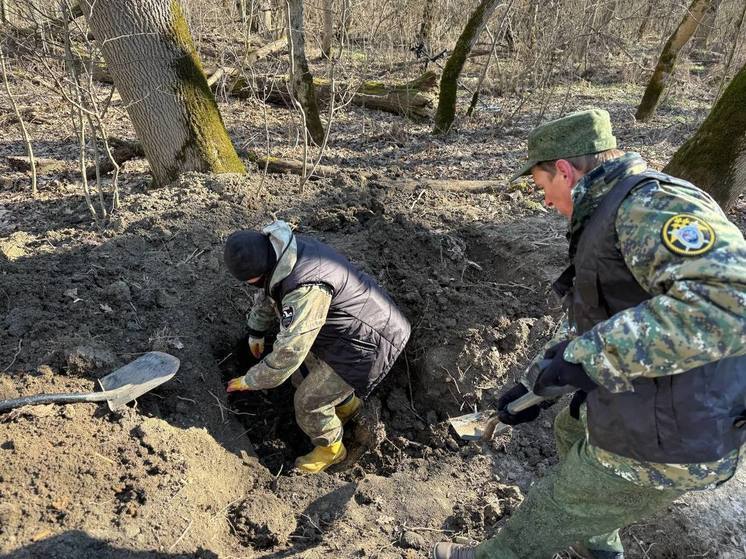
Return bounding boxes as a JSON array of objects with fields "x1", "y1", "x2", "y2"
[
  {"x1": 226, "y1": 376, "x2": 252, "y2": 393},
  {"x1": 248, "y1": 336, "x2": 265, "y2": 359}
]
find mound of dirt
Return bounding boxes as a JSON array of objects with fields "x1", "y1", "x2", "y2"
[{"x1": 229, "y1": 493, "x2": 297, "y2": 549}]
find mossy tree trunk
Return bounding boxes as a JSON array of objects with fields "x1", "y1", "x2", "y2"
[
  {"x1": 432, "y1": 0, "x2": 500, "y2": 135},
  {"x1": 692, "y1": 0, "x2": 720, "y2": 51},
  {"x1": 635, "y1": 0, "x2": 711, "y2": 122},
  {"x1": 286, "y1": 0, "x2": 325, "y2": 145},
  {"x1": 321, "y1": 0, "x2": 333, "y2": 58},
  {"x1": 82, "y1": 0, "x2": 245, "y2": 185},
  {"x1": 664, "y1": 62, "x2": 746, "y2": 210}
]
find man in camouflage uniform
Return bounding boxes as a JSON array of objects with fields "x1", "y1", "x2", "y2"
[
  {"x1": 223, "y1": 221, "x2": 410, "y2": 473},
  {"x1": 433, "y1": 109, "x2": 746, "y2": 559}
]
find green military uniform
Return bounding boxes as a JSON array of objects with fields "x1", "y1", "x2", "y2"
[
  {"x1": 469, "y1": 115, "x2": 746, "y2": 559},
  {"x1": 241, "y1": 237, "x2": 354, "y2": 447}
]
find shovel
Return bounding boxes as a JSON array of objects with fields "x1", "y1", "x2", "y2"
[
  {"x1": 0, "y1": 351, "x2": 180, "y2": 413},
  {"x1": 448, "y1": 358, "x2": 572, "y2": 441},
  {"x1": 448, "y1": 390, "x2": 548, "y2": 441}
]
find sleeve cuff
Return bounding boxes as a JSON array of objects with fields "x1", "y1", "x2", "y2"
[
  {"x1": 565, "y1": 336, "x2": 634, "y2": 393},
  {"x1": 246, "y1": 327, "x2": 266, "y2": 338}
]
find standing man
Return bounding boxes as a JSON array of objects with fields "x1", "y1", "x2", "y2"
[
  {"x1": 433, "y1": 109, "x2": 746, "y2": 559},
  {"x1": 223, "y1": 221, "x2": 410, "y2": 474}
]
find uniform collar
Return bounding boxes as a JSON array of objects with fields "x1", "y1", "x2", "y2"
[
  {"x1": 568, "y1": 153, "x2": 647, "y2": 256},
  {"x1": 262, "y1": 220, "x2": 298, "y2": 294}
]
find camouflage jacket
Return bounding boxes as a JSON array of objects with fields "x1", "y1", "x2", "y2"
[
  {"x1": 242, "y1": 222, "x2": 333, "y2": 390},
  {"x1": 548, "y1": 153, "x2": 745, "y2": 490}
]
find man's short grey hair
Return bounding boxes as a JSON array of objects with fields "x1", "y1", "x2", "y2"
[{"x1": 537, "y1": 148, "x2": 625, "y2": 176}]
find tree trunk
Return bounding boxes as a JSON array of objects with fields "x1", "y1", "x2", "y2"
[
  {"x1": 714, "y1": 0, "x2": 746, "y2": 99},
  {"x1": 82, "y1": 0, "x2": 244, "y2": 185},
  {"x1": 598, "y1": 0, "x2": 617, "y2": 30},
  {"x1": 692, "y1": 0, "x2": 720, "y2": 51},
  {"x1": 258, "y1": 0, "x2": 274, "y2": 38},
  {"x1": 321, "y1": 0, "x2": 333, "y2": 58},
  {"x1": 637, "y1": 1, "x2": 654, "y2": 39},
  {"x1": 635, "y1": 0, "x2": 711, "y2": 121},
  {"x1": 286, "y1": 0, "x2": 325, "y2": 144},
  {"x1": 339, "y1": 0, "x2": 352, "y2": 43},
  {"x1": 415, "y1": 0, "x2": 436, "y2": 59},
  {"x1": 664, "y1": 62, "x2": 746, "y2": 210},
  {"x1": 432, "y1": 0, "x2": 500, "y2": 135}
]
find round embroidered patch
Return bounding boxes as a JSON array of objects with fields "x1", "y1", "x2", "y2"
[
  {"x1": 661, "y1": 214, "x2": 716, "y2": 256},
  {"x1": 281, "y1": 305, "x2": 294, "y2": 328}
]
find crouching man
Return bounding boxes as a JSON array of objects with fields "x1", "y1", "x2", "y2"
[
  {"x1": 223, "y1": 221, "x2": 411, "y2": 474},
  {"x1": 433, "y1": 109, "x2": 746, "y2": 558}
]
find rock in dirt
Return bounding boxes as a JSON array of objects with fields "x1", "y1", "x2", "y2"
[
  {"x1": 0, "y1": 232, "x2": 31, "y2": 261},
  {"x1": 64, "y1": 345, "x2": 116, "y2": 375},
  {"x1": 105, "y1": 280, "x2": 132, "y2": 304},
  {"x1": 229, "y1": 493, "x2": 297, "y2": 549},
  {"x1": 400, "y1": 530, "x2": 426, "y2": 550}
]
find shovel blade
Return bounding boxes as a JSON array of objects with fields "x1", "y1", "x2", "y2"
[
  {"x1": 97, "y1": 351, "x2": 180, "y2": 411},
  {"x1": 448, "y1": 410, "x2": 512, "y2": 441}
]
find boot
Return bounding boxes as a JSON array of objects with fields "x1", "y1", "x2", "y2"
[
  {"x1": 432, "y1": 542, "x2": 476, "y2": 559},
  {"x1": 335, "y1": 394, "x2": 362, "y2": 425},
  {"x1": 295, "y1": 441, "x2": 347, "y2": 474}
]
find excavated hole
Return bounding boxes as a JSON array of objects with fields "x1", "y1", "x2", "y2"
[{"x1": 216, "y1": 333, "x2": 456, "y2": 477}]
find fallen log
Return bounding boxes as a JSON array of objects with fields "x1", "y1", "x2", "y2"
[
  {"x1": 375, "y1": 177, "x2": 503, "y2": 193},
  {"x1": 244, "y1": 154, "x2": 503, "y2": 192},
  {"x1": 85, "y1": 138, "x2": 144, "y2": 179},
  {"x1": 7, "y1": 156, "x2": 67, "y2": 174},
  {"x1": 209, "y1": 69, "x2": 439, "y2": 121},
  {"x1": 246, "y1": 151, "x2": 339, "y2": 179},
  {"x1": 7, "y1": 138, "x2": 144, "y2": 179}
]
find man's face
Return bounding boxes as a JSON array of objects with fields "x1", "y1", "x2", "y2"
[{"x1": 530, "y1": 161, "x2": 577, "y2": 217}]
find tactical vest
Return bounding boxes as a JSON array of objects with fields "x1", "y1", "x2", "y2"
[
  {"x1": 272, "y1": 236, "x2": 411, "y2": 398},
  {"x1": 554, "y1": 170, "x2": 746, "y2": 463}
]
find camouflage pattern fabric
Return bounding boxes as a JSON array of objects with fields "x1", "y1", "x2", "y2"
[
  {"x1": 246, "y1": 289, "x2": 276, "y2": 334},
  {"x1": 559, "y1": 153, "x2": 745, "y2": 490},
  {"x1": 565, "y1": 153, "x2": 746, "y2": 393},
  {"x1": 519, "y1": 154, "x2": 745, "y2": 490},
  {"x1": 474, "y1": 405, "x2": 683, "y2": 559},
  {"x1": 243, "y1": 284, "x2": 332, "y2": 389},
  {"x1": 294, "y1": 353, "x2": 354, "y2": 446}
]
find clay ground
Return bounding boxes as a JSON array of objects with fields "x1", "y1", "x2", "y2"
[{"x1": 1, "y1": 59, "x2": 746, "y2": 558}]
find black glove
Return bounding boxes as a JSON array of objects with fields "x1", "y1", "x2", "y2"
[
  {"x1": 569, "y1": 390, "x2": 588, "y2": 420},
  {"x1": 533, "y1": 340, "x2": 597, "y2": 397},
  {"x1": 497, "y1": 383, "x2": 541, "y2": 426}
]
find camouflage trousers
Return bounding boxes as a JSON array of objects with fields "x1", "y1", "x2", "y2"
[
  {"x1": 475, "y1": 406, "x2": 684, "y2": 559},
  {"x1": 293, "y1": 353, "x2": 355, "y2": 447}
]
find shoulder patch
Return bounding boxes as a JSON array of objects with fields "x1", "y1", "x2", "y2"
[
  {"x1": 281, "y1": 305, "x2": 294, "y2": 328},
  {"x1": 661, "y1": 213, "x2": 716, "y2": 256}
]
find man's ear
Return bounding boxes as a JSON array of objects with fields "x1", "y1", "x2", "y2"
[{"x1": 554, "y1": 159, "x2": 575, "y2": 185}]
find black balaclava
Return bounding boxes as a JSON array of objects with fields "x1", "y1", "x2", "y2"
[{"x1": 223, "y1": 230, "x2": 277, "y2": 286}]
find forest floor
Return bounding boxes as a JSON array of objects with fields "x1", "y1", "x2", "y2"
[{"x1": 0, "y1": 50, "x2": 745, "y2": 559}]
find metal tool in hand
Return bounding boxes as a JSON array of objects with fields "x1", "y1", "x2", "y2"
[
  {"x1": 0, "y1": 351, "x2": 180, "y2": 413},
  {"x1": 448, "y1": 358, "x2": 572, "y2": 441}
]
